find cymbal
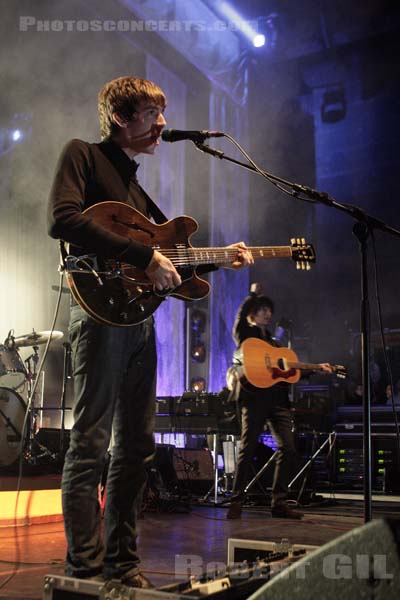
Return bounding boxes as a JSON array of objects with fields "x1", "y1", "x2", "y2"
[{"x1": 13, "y1": 330, "x2": 64, "y2": 347}]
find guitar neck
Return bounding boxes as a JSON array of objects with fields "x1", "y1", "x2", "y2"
[
  {"x1": 287, "y1": 361, "x2": 325, "y2": 372},
  {"x1": 182, "y1": 246, "x2": 293, "y2": 266}
]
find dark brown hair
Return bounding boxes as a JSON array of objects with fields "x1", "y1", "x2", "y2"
[
  {"x1": 98, "y1": 76, "x2": 166, "y2": 140},
  {"x1": 247, "y1": 295, "x2": 275, "y2": 317}
]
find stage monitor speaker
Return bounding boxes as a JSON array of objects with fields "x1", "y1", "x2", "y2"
[{"x1": 249, "y1": 518, "x2": 400, "y2": 599}]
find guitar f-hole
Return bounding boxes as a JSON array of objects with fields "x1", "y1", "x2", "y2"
[{"x1": 111, "y1": 214, "x2": 155, "y2": 238}]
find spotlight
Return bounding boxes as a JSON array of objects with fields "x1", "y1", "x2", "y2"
[
  {"x1": 191, "y1": 343, "x2": 206, "y2": 363},
  {"x1": 218, "y1": 1, "x2": 264, "y2": 49},
  {"x1": 253, "y1": 34, "x2": 265, "y2": 48},
  {"x1": 0, "y1": 113, "x2": 32, "y2": 158},
  {"x1": 190, "y1": 309, "x2": 207, "y2": 363},
  {"x1": 190, "y1": 377, "x2": 206, "y2": 393},
  {"x1": 191, "y1": 309, "x2": 206, "y2": 333},
  {"x1": 11, "y1": 129, "x2": 22, "y2": 142}
]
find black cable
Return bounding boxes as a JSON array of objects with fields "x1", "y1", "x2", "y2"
[{"x1": 221, "y1": 132, "x2": 317, "y2": 204}]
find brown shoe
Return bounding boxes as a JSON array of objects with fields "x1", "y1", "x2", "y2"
[
  {"x1": 271, "y1": 504, "x2": 304, "y2": 519},
  {"x1": 121, "y1": 572, "x2": 154, "y2": 588},
  {"x1": 227, "y1": 501, "x2": 242, "y2": 519}
]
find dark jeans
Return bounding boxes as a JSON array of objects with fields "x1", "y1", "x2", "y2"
[
  {"x1": 232, "y1": 385, "x2": 297, "y2": 507},
  {"x1": 62, "y1": 304, "x2": 157, "y2": 580}
]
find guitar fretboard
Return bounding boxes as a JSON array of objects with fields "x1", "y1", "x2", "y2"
[
  {"x1": 287, "y1": 361, "x2": 323, "y2": 372},
  {"x1": 164, "y1": 246, "x2": 293, "y2": 267}
]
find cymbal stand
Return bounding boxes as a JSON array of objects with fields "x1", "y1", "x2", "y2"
[
  {"x1": 0, "y1": 406, "x2": 22, "y2": 441},
  {"x1": 25, "y1": 346, "x2": 40, "y2": 447},
  {"x1": 24, "y1": 345, "x2": 54, "y2": 463}
]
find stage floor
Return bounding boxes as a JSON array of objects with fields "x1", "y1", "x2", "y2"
[{"x1": 1, "y1": 496, "x2": 400, "y2": 600}]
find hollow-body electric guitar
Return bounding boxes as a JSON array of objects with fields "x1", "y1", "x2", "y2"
[
  {"x1": 240, "y1": 338, "x2": 346, "y2": 389},
  {"x1": 64, "y1": 201, "x2": 316, "y2": 326}
]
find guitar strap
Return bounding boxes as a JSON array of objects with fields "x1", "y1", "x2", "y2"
[{"x1": 137, "y1": 184, "x2": 168, "y2": 224}]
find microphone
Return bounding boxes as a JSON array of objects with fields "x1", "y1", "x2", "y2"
[{"x1": 161, "y1": 129, "x2": 224, "y2": 143}]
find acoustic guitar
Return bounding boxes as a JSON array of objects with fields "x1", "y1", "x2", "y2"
[
  {"x1": 64, "y1": 201, "x2": 316, "y2": 326},
  {"x1": 240, "y1": 338, "x2": 346, "y2": 388}
]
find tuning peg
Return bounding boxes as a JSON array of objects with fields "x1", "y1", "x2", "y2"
[
  {"x1": 291, "y1": 237, "x2": 295, "y2": 245},
  {"x1": 301, "y1": 237, "x2": 305, "y2": 245},
  {"x1": 296, "y1": 261, "x2": 300, "y2": 270},
  {"x1": 306, "y1": 263, "x2": 311, "y2": 271}
]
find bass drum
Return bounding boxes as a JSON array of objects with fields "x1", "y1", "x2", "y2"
[
  {"x1": 0, "y1": 344, "x2": 26, "y2": 389},
  {"x1": 0, "y1": 387, "x2": 26, "y2": 466}
]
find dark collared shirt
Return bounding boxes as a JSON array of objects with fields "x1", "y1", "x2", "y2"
[{"x1": 48, "y1": 138, "x2": 154, "y2": 269}]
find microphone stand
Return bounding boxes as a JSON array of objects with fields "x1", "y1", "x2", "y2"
[{"x1": 195, "y1": 140, "x2": 400, "y2": 523}]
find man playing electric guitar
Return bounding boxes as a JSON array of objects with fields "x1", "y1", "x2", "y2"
[
  {"x1": 48, "y1": 76, "x2": 253, "y2": 586},
  {"x1": 227, "y1": 284, "x2": 332, "y2": 520}
]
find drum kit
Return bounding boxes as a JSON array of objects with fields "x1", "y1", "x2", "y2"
[{"x1": 0, "y1": 329, "x2": 65, "y2": 468}]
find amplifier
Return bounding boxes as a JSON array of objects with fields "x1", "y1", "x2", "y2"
[
  {"x1": 335, "y1": 421, "x2": 400, "y2": 435},
  {"x1": 335, "y1": 435, "x2": 400, "y2": 491}
]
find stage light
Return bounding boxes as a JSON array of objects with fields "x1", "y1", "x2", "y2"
[
  {"x1": 190, "y1": 377, "x2": 206, "y2": 393},
  {"x1": 11, "y1": 129, "x2": 22, "y2": 142},
  {"x1": 190, "y1": 309, "x2": 207, "y2": 363},
  {"x1": 191, "y1": 343, "x2": 206, "y2": 363},
  {"x1": 218, "y1": 1, "x2": 263, "y2": 49},
  {"x1": 253, "y1": 34, "x2": 265, "y2": 48},
  {"x1": 0, "y1": 113, "x2": 32, "y2": 158},
  {"x1": 191, "y1": 309, "x2": 206, "y2": 334}
]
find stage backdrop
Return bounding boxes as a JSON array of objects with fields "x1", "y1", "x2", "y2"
[
  {"x1": 143, "y1": 56, "x2": 187, "y2": 396},
  {"x1": 208, "y1": 89, "x2": 250, "y2": 392}
]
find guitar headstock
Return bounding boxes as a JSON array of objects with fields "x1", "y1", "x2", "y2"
[
  {"x1": 333, "y1": 365, "x2": 347, "y2": 379},
  {"x1": 290, "y1": 238, "x2": 316, "y2": 270}
]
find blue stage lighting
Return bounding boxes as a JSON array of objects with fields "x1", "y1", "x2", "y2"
[{"x1": 219, "y1": 1, "x2": 264, "y2": 48}]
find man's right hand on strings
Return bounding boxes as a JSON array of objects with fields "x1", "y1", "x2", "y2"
[{"x1": 145, "y1": 249, "x2": 182, "y2": 291}]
